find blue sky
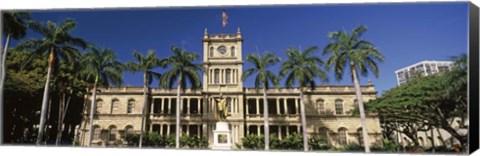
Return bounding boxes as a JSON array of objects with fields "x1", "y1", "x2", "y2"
[{"x1": 8, "y1": 2, "x2": 468, "y2": 95}]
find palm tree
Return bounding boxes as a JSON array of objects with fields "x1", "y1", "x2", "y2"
[
  {"x1": 124, "y1": 50, "x2": 162, "y2": 148},
  {"x1": 279, "y1": 46, "x2": 328, "y2": 151},
  {"x1": 17, "y1": 19, "x2": 87, "y2": 145},
  {"x1": 323, "y1": 25, "x2": 384, "y2": 153},
  {"x1": 241, "y1": 52, "x2": 280, "y2": 150},
  {"x1": 1, "y1": 12, "x2": 31, "y2": 143},
  {"x1": 159, "y1": 46, "x2": 201, "y2": 149},
  {"x1": 80, "y1": 46, "x2": 123, "y2": 147}
]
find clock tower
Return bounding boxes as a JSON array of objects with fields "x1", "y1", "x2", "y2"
[
  {"x1": 202, "y1": 28, "x2": 243, "y2": 92},
  {"x1": 201, "y1": 28, "x2": 245, "y2": 147}
]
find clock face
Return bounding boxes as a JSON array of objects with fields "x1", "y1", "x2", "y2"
[{"x1": 218, "y1": 46, "x2": 227, "y2": 55}]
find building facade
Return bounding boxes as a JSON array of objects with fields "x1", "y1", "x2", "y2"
[
  {"x1": 395, "y1": 60, "x2": 453, "y2": 86},
  {"x1": 77, "y1": 29, "x2": 383, "y2": 148}
]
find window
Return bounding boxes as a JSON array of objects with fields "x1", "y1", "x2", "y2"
[
  {"x1": 338, "y1": 128, "x2": 348, "y2": 145},
  {"x1": 93, "y1": 125, "x2": 101, "y2": 140},
  {"x1": 226, "y1": 69, "x2": 231, "y2": 84},
  {"x1": 214, "y1": 69, "x2": 220, "y2": 84},
  {"x1": 357, "y1": 128, "x2": 364, "y2": 146},
  {"x1": 125, "y1": 126, "x2": 134, "y2": 136},
  {"x1": 109, "y1": 126, "x2": 117, "y2": 141},
  {"x1": 231, "y1": 46, "x2": 235, "y2": 57},
  {"x1": 418, "y1": 137, "x2": 424, "y2": 146},
  {"x1": 96, "y1": 99, "x2": 103, "y2": 113},
  {"x1": 227, "y1": 97, "x2": 232, "y2": 114},
  {"x1": 335, "y1": 99, "x2": 343, "y2": 115},
  {"x1": 111, "y1": 99, "x2": 120, "y2": 113},
  {"x1": 209, "y1": 47, "x2": 214, "y2": 57},
  {"x1": 317, "y1": 99, "x2": 325, "y2": 115},
  {"x1": 127, "y1": 99, "x2": 135, "y2": 114},
  {"x1": 319, "y1": 127, "x2": 328, "y2": 144}
]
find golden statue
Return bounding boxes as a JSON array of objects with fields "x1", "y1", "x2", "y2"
[{"x1": 215, "y1": 93, "x2": 228, "y2": 120}]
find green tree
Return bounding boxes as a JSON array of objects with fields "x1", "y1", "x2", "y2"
[
  {"x1": 279, "y1": 46, "x2": 328, "y2": 151},
  {"x1": 159, "y1": 46, "x2": 201, "y2": 149},
  {"x1": 241, "y1": 52, "x2": 280, "y2": 150},
  {"x1": 80, "y1": 46, "x2": 123, "y2": 146},
  {"x1": 17, "y1": 19, "x2": 87, "y2": 145},
  {"x1": 367, "y1": 73, "x2": 467, "y2": 151},
  {"x1": 1, "y1": 12, "x2": 32, "y2": 143},
  {"x1": 323, "y1": 25, "x2": 384, "y2": 153},
  {"x1": 124, "y1": 50, "x2": 162, "y2": 148}
]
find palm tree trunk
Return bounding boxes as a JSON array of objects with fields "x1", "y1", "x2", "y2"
[
  {"x1": 55, "y1": 93, "x2": 65, "y2": 145},
  {"x1": 139, "y1": 72, "x2": 148, "y2": 148},
  {"x1": 263, "y1": 87, "x2": 269, "y2": 150},
  {"x1": 88, "y1": 76, "x2": 98, "y2": 147},
  {"x1": 299, "y1": 87, "x2": 308, "y2": 151},
  {"x1": 351, "y1": 66, "x2": 371, "y2": 153},
  {"x1": 36, "y1": 48, "x2": 54, "y2": 145},
  {"x1": 175, "y1": 81, "x2": 181, "y2": 149},
  {"x1": 0, "y1": 33, "x2": 12, "y2": 143},
  {"x1": 58, "y1": 91, "x2": 72, "y2": 146}
]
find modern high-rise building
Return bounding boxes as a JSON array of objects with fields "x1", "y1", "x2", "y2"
[{"x1": 395, "y1": 60, "x2": 453, "y2": 86}]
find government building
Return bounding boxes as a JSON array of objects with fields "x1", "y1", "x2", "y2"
[{"x1": 76, "y1": 29, "x2": 383, "y2": 148}]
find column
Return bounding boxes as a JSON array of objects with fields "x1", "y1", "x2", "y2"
[
  {"x1": 167, "y1": 124, "x2": 170, "y2": 135},
  {"x1": 209, "y1": 69, "x2": 212, "y2": 84},
  {"x1": 276, "y1": 98, "x2": 280, "y2": 115},
  {"x1": 186, "y1": 125, "x2": 190, "y2": 136},
  {"x1": 160, "y1": 98, "x2": 164, "y2": 114},
  {"x1": 286, "y1": 126, "x2": 289, "y2": 136},
  {"x1": 279, "y1": 126, "x2": 282, "y2": 139},
  {"x1": 160, "y1": 124, "x2": 163, "y2": 135},
  {"x1": 283, "y1": 99, "x2": 287, "y2": 115},
  {"x1": 197, "y1": 98, "x2": 201, "y2": 115},
  {"x1": 150, "y1": 101, "x2": 154, "y2": 114},
  {"x1": 198, "y1": 125, "x2": 201, "y2": 136},
  {"x1": 295, "y1": 98, "x2": 299, "y2": 114},
  {"x1": 256, "y1": 98, "x2": 260, "y2": 115},
  {"x1": 187, "y1": 98, "x2": 191, "y2": 115},
  {"x1": 220, "y1": 69, "x2": 224, "y2": 84},
  {"x1": 168, "y1": 98, "x2": 172, "y2": 114},
  {"x1": 246, "y1": 99, "x2": 249, "y2": 115},
  {"x1": 257, "y1": 126, "x2": 261, "y2": 136},
  {"x1": 297, "y1": 126, "x2": 301, "y2": 133}
]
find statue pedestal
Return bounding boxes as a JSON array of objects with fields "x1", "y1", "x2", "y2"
[{"x1": 211, "y1": 121, "x2": 232, "y2": 150}]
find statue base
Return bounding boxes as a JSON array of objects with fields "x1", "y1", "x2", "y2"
[{"x1": 211, "y1": 121, "x2": 232, "y2": 150}]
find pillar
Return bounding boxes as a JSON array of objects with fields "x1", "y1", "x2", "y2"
[
  {"x1": 187, "y1": 98, "x2": 191, "y2": 115},
  {"x1": 246, "y1": 99, "x2": 249, "y2": 115},
  {"x1": 197, "y1": 98, "x2": 201, "y2": 115},
  {"x1": 256, "y1": 98, "x2": 260, "y2": 115},
  {"x1": 167, "y1": 98, "x2": 172, "y2": 114},
  {"x1": 295, "y1": 98, "x2": 299, "y2": 114},
  {"x1": 276, "y1": 98, "x2": 280, "y2": 115},
  {"x1": 283, "y1": 98, "x2": 287, "y2": 115}
]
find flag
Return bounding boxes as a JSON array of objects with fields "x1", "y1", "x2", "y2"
[{"x1": 222, "y1": 9, "x2": 228, "y2": 29}]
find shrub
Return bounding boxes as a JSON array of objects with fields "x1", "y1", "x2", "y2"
[{"x1": 309, "y1": 136, "x2": 333, "y2": 150}]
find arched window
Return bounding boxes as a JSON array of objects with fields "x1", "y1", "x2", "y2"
[
  {"x1": 214, "y1": 69, "x2": 220, "y2": 84},
  {"x1": 338, "y1": 128, "x2": 348, "y2": 145},
  {"x1": 357, "y1": 128, "x2": 364, "y2": 146},
  {"x1": 418, "y1": 137, "x2": 424, "y2": 147},
  {"x1": 111, "y1": 99, "x2": 120, "y2": 114},
  {"x1": 109, "y1": 125, "x2": 117, "y2": 141},
  {"x1": 319, "y1": 127, "x2": 329, "y2": 144},
  {"x1": 316, "y1": 99, "x2": 325, "y2": 115},
  {"x1": 93, "y1": 125, "x2": 101, "y2": 140},
  {"x1": 226, "y1": 69, "x2": 231, "y2": 84},
  {"x1": 231, "y1": 46, "x2": 235, "y2": 57},
  {"x1": 335, "y1": 99, "x2": 343, "y2": 115},
  {"x1": 209, "y1": 47, "x2": 214, "y2": 57},
  {"x1": 436, "y1": 137, "x2": 444, "y2": 146},
  {"x1": 127, "y1": 99, "x2": 135, "y2": 114},
  {"x1": 96, "y1": 99, "x2": 103, "y2": 113},
  {"x1": 125, "y1": 125, "x2": 134, "y2": 136}
]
